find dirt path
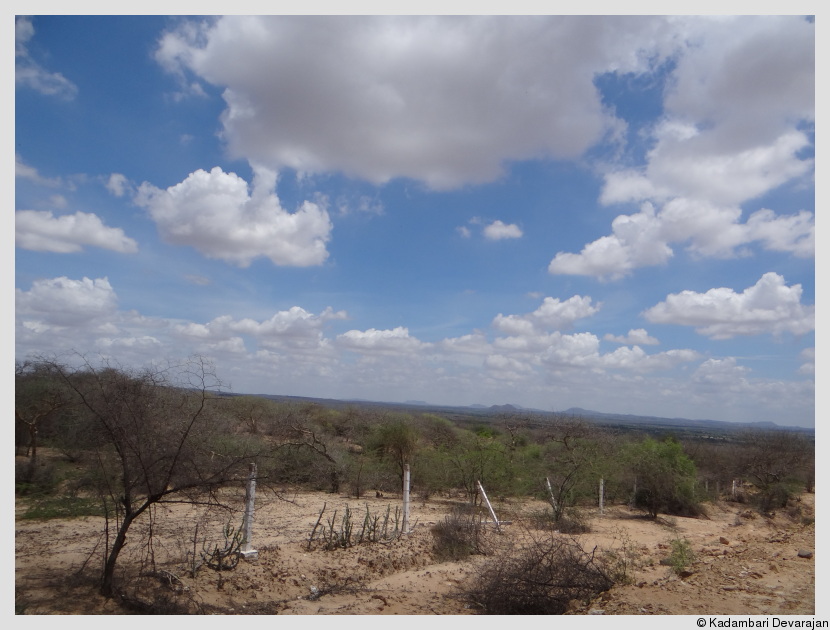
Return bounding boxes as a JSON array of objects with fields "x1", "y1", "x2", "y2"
[{"x1": 14, "y1": 491, "x2": 815, "y2": 615}]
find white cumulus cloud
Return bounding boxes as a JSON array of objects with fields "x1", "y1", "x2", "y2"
[
  {"x1": 550, "y1": 195, "x2": 814, "y2": 279},
  {"x1": 135, "y1": 166, "x2": 332, "y2": 267},
  {"x1": 154, "y1": 16, "x2": 682, "y2": 190},
  {"x1": 16, "y1": 276, "x2": 118, "y2": 327},
  {"x1": 483, "y1": 220, "x2": 523, "y2": 241},
  {"x1": 336, "y1": 327, "x2": 429, "y2": 355},
  {"x1": 16, "y1": 210, "x2": 139, "y2": 254},
  {"x1": 643, "y1": 272, "x2": 814, "y2": 339},
  {"x1": 553, "y1": 16, "x2": 814, "y2": 279},
  {"x1": 493, "y1": 295, "x2": 600, "y2": 335}
]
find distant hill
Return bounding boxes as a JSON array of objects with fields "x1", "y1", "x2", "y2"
[
  {"x1": 560, "y1": 407, "x2": 810, "y2": 433},
  {"x1": 217, "y1": 391, "x2": 812, "y2": 434}
]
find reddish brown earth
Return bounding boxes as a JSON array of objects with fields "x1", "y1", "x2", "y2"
[{"x1": 15, "y1": 487, "x2": 816, "y2": 615}]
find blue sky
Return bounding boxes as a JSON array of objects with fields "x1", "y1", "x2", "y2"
[{"x1": 14, "y1": 15, "x2": 816, "y2": 426}]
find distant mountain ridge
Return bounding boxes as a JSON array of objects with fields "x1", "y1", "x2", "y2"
[
  {"x1": 559, "y1": 407, "x2": 803, "y2": 432},
  {"x1": 221, "y1": 391, "x2": 812, "y2": 432}
]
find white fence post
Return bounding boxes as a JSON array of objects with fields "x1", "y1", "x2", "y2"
[
  {"x1": 477, "y1": 480, "x2": 501, "y2": 532},
  {"x1": 402, "y1": 463, "x2": 411, "y2": 534},
  {"x1": 241, "y1": 462, "x2": 258, "y2": 559},
  {"x1": 545, "y1": 477, "x2": 559, "y2": 514}
]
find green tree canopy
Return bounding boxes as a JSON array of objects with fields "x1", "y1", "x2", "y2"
[{"x1": 625, "y1": 437, "x2": 699, "y2": 519}]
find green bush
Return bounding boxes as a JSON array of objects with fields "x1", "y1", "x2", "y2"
[
  {"x1": 625, "y1": 437, "x2": 701, "y2": 519},
  {"x1": 668, "y1": 537, "x2": 695, "y2": 575}
]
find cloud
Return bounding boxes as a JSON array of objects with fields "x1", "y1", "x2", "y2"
[
  {"x1": 460, "y1": 217, "x2": 523, "y2": 241},
  {"x1": 493, "y1": 295, "x2": 600, "y2": 335},
  {"x1": 550, "y1": 197, "x2": 814, "y2": 279},
  {"x1": 174, "y1": 307, "x2": 347, "y2": 354},
  {"x1": 643, "y1": 272, "x2": 814, "y2": 339},
  {"x1": 692, "y1": 357, "x2": 751, "y2": 391},
  {"x1": 16, "y1": 210, "x2": 139, "y2": 254},
  {"x1": 15, "y1": 274, "x2": 804, "y2": 424},
  {"x1": 228, "y1": 306, "x2": 347, "y2": 350},
  {"x1": 16, "y1": 276, "x2": 118, "y2": 327},
  {"x1": 549, "y1": 202, "x2": 672, "y2": 279},
  {"x1": 604, "y1": 328, "x2": 659, "y2": 346},
  {"x1": 336, "y1": 327, "x2": 430, "y2": 355},
  {"x1": 15, "y1": 17, "x2": 77, "y2": 100},
  {"x1": 135, "y1": 165, "x2": 332, "y2": 267},
  {"x1": 155, "y1": 16, "x2": 683, "y2": 190},
  {"x1": 483, "y1": 220, "x2": 523, "y2": 241},
  {"x1": 744, "y1": 209, "x2": 814, "y2": 258},
  {"x1": 635, "y1": 16, "x2": 814, "y2": 207},
  {"x1": 16, "y1": 154, "x2": 62, "y2": 187},
  {"x1": 552, "y1": 16, "x2": 814, "y2": 279},
  {"x1": 335, "y1": 194, "x2": 384, "y2": 216},
  {"x1": 798, "y1": 348, "x2": 814, "y2": 376},
  {"x1": 438, "y1": 332, "x2": 490, "y2": 356},
  {"x1": 597, "y1": 346, "x2": 699, "y2": 372},
  {"x1": 106, "y1": 173, "x2": 130, "y2": 197},
  {"x1": 483, "y1": 353, "x2": 534, "y2": 380}
]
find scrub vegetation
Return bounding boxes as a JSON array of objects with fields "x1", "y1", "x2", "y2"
[{"x1": 15, "y1": 355, "x2": 815, "y2": 614}]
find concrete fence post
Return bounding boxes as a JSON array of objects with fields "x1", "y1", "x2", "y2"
[
  {"x1": 402, "y1": 463, "x2": 411, "y2": 534},
  {"x1": 477, "y1": 480, "x2": 501, "y2": 532},
  {"x1": 545, "y1": 477, "x2": 559, "y2": 514},
  {"x1": 241, "y1": 462, "x2": 258, "y2": 559}
]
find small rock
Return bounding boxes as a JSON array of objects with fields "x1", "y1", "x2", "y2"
[
  {"x1": 797, "y1": 549, "x2": 814, "y2": 559},
  {"x1": 719, "y1": 537, "x2": 730, "y2": 545},
  {"x1": 588, "y1": 609, "x2": 605, "y2": 615}
]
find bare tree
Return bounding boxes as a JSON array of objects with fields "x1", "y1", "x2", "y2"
[
  {"x1": 732, "y1": 429, "x2": 814, "y2": 512},
  {"x1": 538, "y1": 417, "x2": 604, "y2": 523},
  {"x1": 48, "y1": 354, "x2": 260, "y2": 598},
  {"x1": 15, "y1": 360, "x2": 73, "y2": 480}
]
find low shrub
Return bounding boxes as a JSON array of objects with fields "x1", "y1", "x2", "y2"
[
  {"x1": 431, "y1": 506, "x2": 489, "y2": 561},
  {"x1": 557, "y1": 508, "x2": 591, "y2": 534},
  {"x1": 528, "y1": 506, "x2": 591, "y2": 534},
  {"x1": 15, "y1": 460, "x2": 61, "y2": 497},
  {"x1": 600, "y1": 529, "x2": 640, "y2": 585},
  {"x1": 668, "y1": 537, "x2": 695, "y2": 575},
  {"x1": 466, "y1": 535, "x2": 614, "y2": 614}
]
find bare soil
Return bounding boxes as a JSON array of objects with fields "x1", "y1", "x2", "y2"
[{"x1": 15, "y1": 487, "x2": 815, "y2": 615}]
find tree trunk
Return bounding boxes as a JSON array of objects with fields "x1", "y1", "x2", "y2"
[{"x1": 100, "y1": 513, "x2": 135, "y2": 597}]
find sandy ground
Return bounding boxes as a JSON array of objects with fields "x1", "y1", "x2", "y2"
[{"x1": 14, "y1": 487, "x2": 816, "y2": 615}]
